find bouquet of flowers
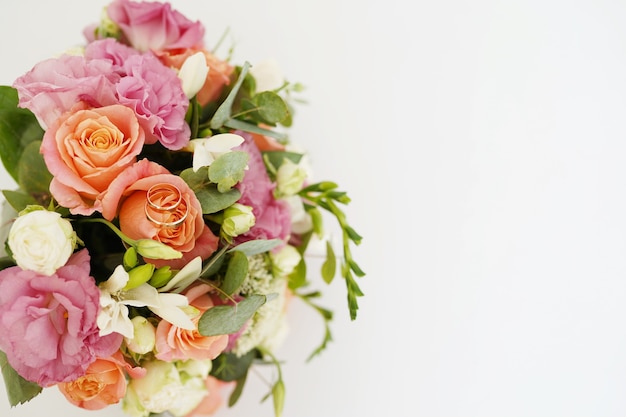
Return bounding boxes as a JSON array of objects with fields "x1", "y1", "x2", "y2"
[{"x1": 0, "y1": 1, "x2": 365, "y2": 416}]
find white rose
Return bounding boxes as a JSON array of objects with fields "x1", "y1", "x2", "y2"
[
  {"x1": 270, "y1": 244, "x2": 301, "y2": 277},
  {"x1": 8, "y1": 209, "x2": 77, "y2": 275},
  {"x1": 274, "y1": 158, "x2": 307, "y2": 198}
]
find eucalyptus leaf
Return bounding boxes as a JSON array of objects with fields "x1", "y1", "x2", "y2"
[
  {"x1": 17, "y1": 141, "x2": 52, "y2": 197},
  {"x1": 224, "y1": 119, "x2": 287, "y2": 141},
  {"x1": 198, "y1": 294, "x2": 273, "y2": 336},
  {"x1": 220, "y1": 250, "x2": 248, "y2": 296},
  {"x1": 229, "y1": 239, "x2": 282, "y2": 256},
  {"x1": 208, "y1": 151, "x2": 248, "y2": 193},
  {"x1": 180, "y1": 167, "x2": 242, "y2": 214},
  {"x1": 210, "y1": 61, "x2": 251, "y2": 129},
  {"x1": 0, "y1": 350, "x2": 42, "y2": 406},
  {"x1": 251, "y1": 91, "x2": 290, "y2": 125}
]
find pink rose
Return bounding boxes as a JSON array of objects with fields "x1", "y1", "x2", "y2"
[
  {"x1": 0, "y1": 249, "x2": 122, "y2": 386},
  {"x1": 12, "y1": 54, "x2": 119, "y2": 129},
  {"x1": 117, "y1": 52, "x2": 190, "y2": 150},
  {"x1": 155, "y1": 284, "x2": 228, "y2": 362},
  {"x1": 102, "y1": 159, "x2": 219, "y2": 269},
  {"x1": 42, "y1": 104, "x2": 145, "y2": 216},
  {"x1": 107, "y1": 0, "x2": 205, "y2": 52},
  {"x1": 58, "y1": 351, "x2": 145, "y2": 410},
  {"x1": 234, "y1": 132, "x2": 292, "y2": 244}
]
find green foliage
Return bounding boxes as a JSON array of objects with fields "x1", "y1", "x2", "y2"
[
  {"x1": 1, "y1": 190, "x2": 37, "y2": 213},
  {"x1": 321, "y1": 240, "x2": 336, "y2": 284},
  {"x1": 210, "y1": 61, "x2": 251, "y2": 130},
  {"x1": 198, "y1": 293, "x2": 275, "y2": 336},
  {"x1": 0, "y1": 350, "x2": 42, "y2": 406},
  {"x1": 220, "y1": 250, "x2": 248, "y2": 296},
  {"x1": 0, "y1": 86, "x2": 44, "y2": 183},
  {"x1": 208, "y1": 151, "x2": 249, "y2": 192},
  {"x1": 229, "y1": 238, "x2": 282, "y2": 256},
  {"x1": 180, "y1": 167, "x2": 241, "y2": 214},
  {"x1": 210, "y1": 350, "x2": 256, "y2": 382},
  {"x1": 297, "y1": 291, "x2": 334, "y2": 361}
]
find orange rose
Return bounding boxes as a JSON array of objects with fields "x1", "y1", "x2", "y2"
[
  {"x1": 58, "y1": 351, "x2": 145, "y2": 410},
  {"x1": 158, "y1": 48, "x2": 234, "y2": 106},
  {"x1": 41, "y1": 104, "x2": 145, "y2": 216},
  {"x1": 155, "y1": 283, "x2": 228, "y2": 362},
  {"x1": 113, "y1": 160, "x2": 219, "y2": 269}
]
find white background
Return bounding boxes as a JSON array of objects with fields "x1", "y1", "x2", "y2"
[{"x1": 2, "y1": 0, "x2": 626, "y2": 416}]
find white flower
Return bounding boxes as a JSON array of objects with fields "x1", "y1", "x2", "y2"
[
  {"x1": 270, "y1": 244, "x2": 301, "y2": 277},
  {"x1": 222, "y1": 203, "x2": 255, "y2": 239},
  {"x1": 123, "y1": 360, "x2": 209, "y2": 417},
  {"x1": 98, "y1": 265, "x2": 196, "y2": 338},
  {"x1": 250, "y1": 59, "x2": 285, "y2": 92},
  {"x1": 8, "y1": 208, "x2": 77, "y2": 276},
  {"x1": 178, "y1": 51, "x2": 209, "y2": 99},
  {"x1": 125, "y1": 316, "x2": 157, "y2": 355},
  {"x1": 284, "y1": 195, "x2": 313, "y2": 234},
  {"x1": 188, "y1": 133, "x2": 244, "y2": 172}
]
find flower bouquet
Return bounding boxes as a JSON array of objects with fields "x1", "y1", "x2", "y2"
[{"x1": 0, "y1": 0, "x2": 365, "y2": 416}]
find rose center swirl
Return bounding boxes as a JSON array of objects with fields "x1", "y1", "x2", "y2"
[{"x1": 144, "y1": 183, "x2": 189, "y2": 228}]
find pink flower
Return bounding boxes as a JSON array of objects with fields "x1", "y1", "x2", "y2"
[
  {"x1": 234, "y1": 132, "x2": 292, "y2": 244},
  {"x1": 12, "y1": 54, "x2": 119, "y2": 129},
  {"x1": 155, "y1": 284, "x2": 228, "y2": 362},
  {"x1": 101, "y1": 159, "x2": 219, "y2": 269},
  {"x1": 42, "y1": 104, "x2": 145, "y2": 216},
  {"x1": 0, "y1": 249, "x2": 122, "y2": 386},
  {"x1": 107, "y1": 0, "x2": 205, "y2": 52},
  {"x1": 185, "y1": 376, "x2": 233, "y2": 417},
  {"x1": 117, "y1": 52, "x2": 190, "y2": 150},
  {"x1": 84, "y1": 38, "x2": 139, "y2": 69}
]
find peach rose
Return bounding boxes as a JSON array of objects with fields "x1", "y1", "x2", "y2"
[
  {"x1": 106, "y1": 159, "x2": 219, "y2": 269},
  {"x1": 42, "y1": 104, "x2": 145, "y2": 216},
  {"x1": 158, "y1": 48, "x2": 234, "y2": 106},
  {"x1": 58, "y1": 351, "x2": 145, "y2": 410},
  {"x1": 155, "y1": 283, "x2": 228, "y2": 362}
]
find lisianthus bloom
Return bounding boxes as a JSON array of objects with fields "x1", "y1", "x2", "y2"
[
  {"x1": 42, "y1": 104, "x2": 145, "y2": 216},
  {"x1": 12, "y1": 54, "x2": 119, "y2": 129},
  {"x1": 105, "y1": 0, "x2": 204, "y2": 53},
  {"x1": 101, "y1": 159, "x2": 219, "y2": 269},
  {"x1": 234, "y1": 132, "x2": 292, "y2": 244},
  {"x1": 0, "y1": 249, "x2": 121, "y2": 386},
  {"x1": 155, "y1": 283, "x2": 228, "y2": 362},
  {"x1": 158, "y1": 48, "x2": 234, "y2": 106},
  {"x1": 58, "y1": 351, "x2": 145, "y2": 410},
  {"x1": 7, "y1": 208, "x2": 78, "y2": 276},
  {"x1": 123, "y1": 359, "x2": 211, "y2": 417}
]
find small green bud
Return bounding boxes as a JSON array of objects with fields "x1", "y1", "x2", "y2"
[
  {"x1": 135, "y1": 239, "x2": 182, "y2": 260},
  {"x1": 221, "y1": 203, "x2": 255, "y2": 240},
  {"x1": 124, "y1": 264, "x2": 155, "y2": 291},
  {"x1": 123, "y1": 247, "x2": 138, "y2": 269},
  {"x1": 148, "y1": 266, "x2": 173, "y2": 288}
]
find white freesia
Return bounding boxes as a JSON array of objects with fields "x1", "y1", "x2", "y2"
[
  {"x1": 188, "y1": 133, "x2": 244, "y2": 172},
  {"x1": 250, "y1": 58, "x2": 285, "y2": 92},
  {"x1": 98, "y1": 265, "x2": 196, "y2": 338},
  {"x1": 8, "y1": 208, "x2": 77, "y2": 276},
  {"x1": 178, "y1": 51, "x2": 209, "y2": 98}
]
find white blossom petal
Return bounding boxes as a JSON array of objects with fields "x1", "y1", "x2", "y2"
[
  {"x1": 158, "y1": 256, "x2": 203, "y2": 294},
  {"x1": 178, "y1": 51, "x2": 209, "y2": 98}
]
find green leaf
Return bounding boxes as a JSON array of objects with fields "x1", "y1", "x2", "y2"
[
  {"x1": 208, "y1": 151, "x2": 249, "y2": 193},
  {"x1": 229, "y1": 239, "x2": 282, "y2": 256},
  {"x1": 287, "y1": 257, "x2": 307, "y2": 290},
  {"x1": 210, "y1": 350, "x2": 256, "y2": 382},
  {"x1": 0, "y1": 350, "x2": 42, "y2": 406},
  {"x1": 210, "y1": 61, "x2": 251, "y2": 129},
  {"x1": 220, "y1": 251, "x2": 249, "y2": 296},
  {"x1": 224, "y1": 119, "x2": 287, "y2": 141},
  {"x1": 0, "y1": 86, "x2": 44, "y2": 183},
  {"x1": 321, "y1": 240, "x2": 336, "y2": 284},
  {"x1": 198, "y1": 294, "x2": 274, "y2": 336},
  {"x1": 251, "y1": 91, "x2": 290, "y2": 125},
  {"x1": 1, "y1": 189, "x2": 37, "y2": 213},
  {"x1": 17, "y1": 141, "x2": 52, "y2": 197},
  {"x1": 262, "y1": 151, "x2": 303, "y2": 172},
  {"x1": 180, "y1": 167, "x2": 242, "y2": 214},
  {"x1": 228, "y1": 373, "x2": 248, "y2": 407}
]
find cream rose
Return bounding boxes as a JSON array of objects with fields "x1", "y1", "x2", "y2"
[{"x1": 8, "y1": 208, "x2": 77, "y2": 275}]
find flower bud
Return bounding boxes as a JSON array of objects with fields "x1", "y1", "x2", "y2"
[
  {"x1": 270, "y1": 244, "x2": 301, "y2": 277},
  {"x1": 274, "y1": 158, "x2": 307, "y2": 198},
  {"x1": 124, "y1": 264, "x2": 155, "y2": 291},
  {"x1": 123, "y1": 246, "x2": 138, "y2": 269},
  {"x1": 135, "y1": 239, "x2": 182, "y2": 260},
  {"x1": 221, "y1": 203, "x2": 255, "y2": 240},
  {"x1": 178, "y1": 51, "x2": 209, "y2": 99},
  {"x1": 148, "y1": 266, "x2": 173, "y2": 288},
  {"x1": 125, "y1": 316, "x2": 156, "y2": 355}
]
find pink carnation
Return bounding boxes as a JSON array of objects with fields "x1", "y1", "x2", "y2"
[
  {"x1": 84, "y1": 38, "x2": 139, "y2": 69},
  {"x1": 234, "y1": 132, "x2": 292, "y2": 244},
  {"x1": 0, "y1": 249, "x2": 122, "y2": 386},
  {"x1": 117, "y1": 52, "x2": 190, "y2": 150},
  {"x1": 12, "y1": 54, "x2": 119, "y2": 128},
  {"x1": 106, "y1": 0, "x2": 205, "y2": 52}
]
